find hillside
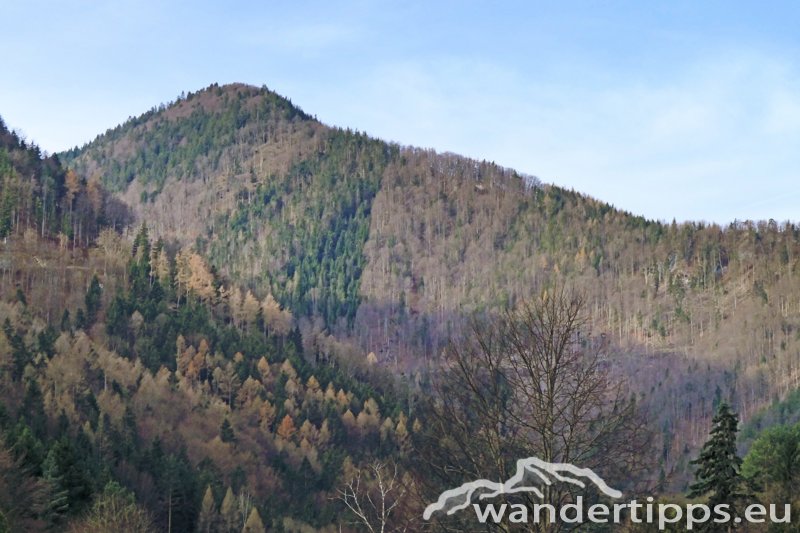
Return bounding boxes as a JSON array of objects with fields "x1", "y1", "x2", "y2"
[
  {"x1": 0, "y1": 129, "x2": 418, "y2": 530},
  {"x1": 0, "y1": 82, "x2": 796, "y2": 529},
  {"x1": 63, "y1": 83, "x2": 394, "y2": 331},
  {"x1": 62, "y1": 84, "x2": 800, "y2": 466}
]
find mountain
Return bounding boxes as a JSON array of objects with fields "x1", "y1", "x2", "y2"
[
  {"x1": 0, "y1": 121, "x2": 414, "y2": 531},
  {"x1": 2, "y1": 82, "x2": 799, "y2": 529},
  {"x1": 63, "y1": 84, "x2": 800, "y2": 459},
  {"x1": 62, "y1": 83, "x2": 389, "y2": 330}
]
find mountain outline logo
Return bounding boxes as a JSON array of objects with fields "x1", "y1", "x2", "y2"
[{"x1": 423, "y1": 457, "x2": 622, "y2": 520}]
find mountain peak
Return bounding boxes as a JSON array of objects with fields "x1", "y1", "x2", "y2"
[{"x1": 61, "y1": 81, "x2": 313, "y2": 192}]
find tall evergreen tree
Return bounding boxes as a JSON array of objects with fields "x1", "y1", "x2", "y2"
[
  {"x1": 688, "y1": 403, "x2": 753, "y2": 520},
  {"x1": 85, "y1": 275, "x2": 102, "y2": 326},
  {"x1": 220, "y1": 419, "x2": 235, "y2": 443}
]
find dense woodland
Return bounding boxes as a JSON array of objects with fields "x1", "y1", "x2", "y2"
[{"x1": 0, "y1": 82, "x2": 798, "y2": 529}]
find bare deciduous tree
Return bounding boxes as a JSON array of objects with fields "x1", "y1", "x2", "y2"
[
  {"x1": 337, "y1": 461, "x2": 414, "y2": 533},
  {"x1": 415, "y1": 286, "x2": 652, "y2": 531}
]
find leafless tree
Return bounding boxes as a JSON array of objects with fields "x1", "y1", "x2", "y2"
[
  {"x1": 414, "y1": 286, "x2": 653, "y2": 531},
  {"x1": 337, "y1": 461, "x2": 413, "y2": 533}
]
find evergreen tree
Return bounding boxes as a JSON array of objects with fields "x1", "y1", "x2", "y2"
[
  {"x1": 688, "y1": 403, "x2": 753, "y2": 519},
  {"x1": 85, "y1": 275, "x2": 102, "y2": 326},
  {"x1": 42, "y1": 437, "x2": 92, "y2": 516},
  {"x1": 75, "y1": 309, "x2": 87, "y2": 331},
  {"x1": 4, "y1": 318, "x2": 30, "y2": 380},
  {"x1": 0, "y1": 180, "x2": 14, "y2": 239},
  {"x1": 60, "y1": 309, "x2": 71, "y2": 333},
  {"x1": 220, "y1": 418, "x2": 235, "y2": 443}
]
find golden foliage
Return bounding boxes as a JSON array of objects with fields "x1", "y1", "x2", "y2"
[{"x1": 277, "y1": 414, "x2": 296, "y2": 439}]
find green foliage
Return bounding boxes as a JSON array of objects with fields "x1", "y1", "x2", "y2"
[
  {"x1": 688, "y1": 403, "x2": 752, "y2": 516},
  {"x1": 740, "y1": 387, "x2": 800, "y2": 446},
  {"x1": 210, "y1": 129, "x2": 395, "y2": 325},
  {"x1": 742, "y1": 422, "x2": 800, "y2": 502},
  {"x1": 61, "y1": 84, "x2": 309, "y2": 193},
  {"x1": 41, "y1": 435, "x2": 94, "y2": 515},
  {"x1": 0, "y1": 116, "x2": 129, "y2": 241},
  {"x1": 0, "y1": 214, "x2": 410, "y2": 529},
  {"x1": 3, "y1": 318, "x2": 30, "y2": 380}
]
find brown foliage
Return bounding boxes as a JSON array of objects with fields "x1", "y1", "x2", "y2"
[{"x1": 277, "y1": 414, "x2": 296, "y2": 440}]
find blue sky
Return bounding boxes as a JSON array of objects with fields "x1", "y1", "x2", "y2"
[{"x1": 2, "y1": 1, "x2": 799, "y2": 223}]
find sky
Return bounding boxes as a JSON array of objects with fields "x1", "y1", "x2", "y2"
[{"x1": 2, "y1": 1, "x2": 799, "y2": 223}]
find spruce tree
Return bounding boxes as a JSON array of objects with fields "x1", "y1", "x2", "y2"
[
  {"x1": 220, "y1": 418, "x2": 235, "y2": 443},
  {"x1": 60, "y1": 309, "x2": 71, "y2": 333},
  {"x1": 688, "y1": 402, "x2": 752, "y2": 518},
  {"x1": 85, "y1": 275, "x2": 102, "y2": 326}
]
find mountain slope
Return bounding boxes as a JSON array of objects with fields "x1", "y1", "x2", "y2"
[
  {"x1": 0, "y1": 125, "x2": 416, "y2": 530},
  {"x1": 63, "y1": 83, "x2": 395, "y2": 327},
  {"x1": 62, "y1": 83, "x2": 800, "y2": 486}
]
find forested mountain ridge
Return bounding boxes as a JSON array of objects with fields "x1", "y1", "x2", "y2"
[
  {"x1": 0, "y1": 144, "x2": 418, "y2": 532},
  {"x1": 62, "y1": 84, "x2": 800, "y2": 459},
  {"x1": 62, "y1": 83, "x2": 394, "y2": 329},
  {"x1": 0, "y1": 116, "x2": 130, "y2": 244},
  {"x1": 0, "y1": 80, "x2": 784, "y2": 529}
]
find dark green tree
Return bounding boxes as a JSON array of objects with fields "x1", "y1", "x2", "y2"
[
  {"x1": 85, "y1": 275, "x2": 102, "y2": 326},
  {"x1": 75, "y1": 309, "x2": 87, "y2": 331},
  {"x1": 41, "y1": 437, "x2": 93, "y2": 516},
  {"x1": 688, "y1": 403, "x2": 753, "y2": 519},
  {"x1": 4, "y1": 318, "x2": 30, "y2": 380},
  {"x1": 60, "y1": 309, "x2": 72, "y2": 333},
  {"x1": 220, "y1": 419, "x2": 235, "y2": 443},
  {"x1": 0, "y1": 179, "x2": 14, "y2": 238}
]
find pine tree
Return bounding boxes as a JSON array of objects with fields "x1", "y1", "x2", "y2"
[
  {"x1": 688, "y1": 403, "x2": 752, "y2": 518},
  {"x1": 0, "y1": 180, "x2": 15, "y2": 238}
]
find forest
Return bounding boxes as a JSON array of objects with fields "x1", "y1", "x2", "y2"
[{"x1": 1, "y1": 83, "x2": 800, "y2": 530}]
